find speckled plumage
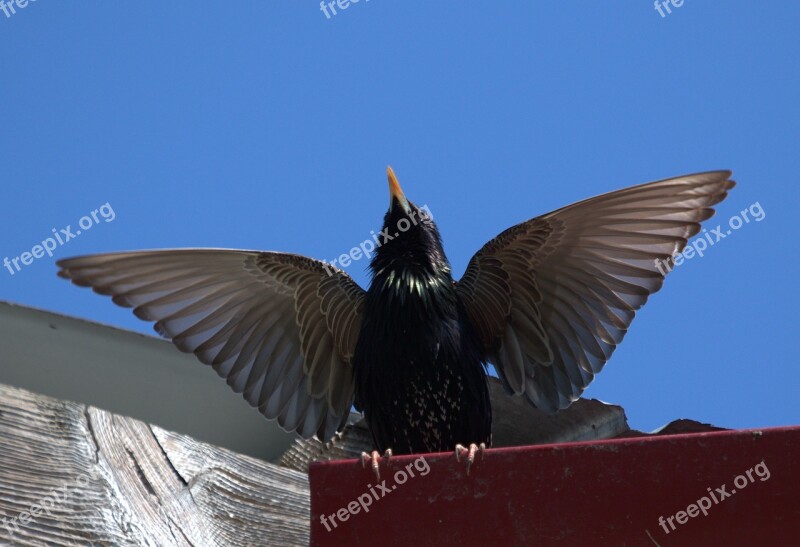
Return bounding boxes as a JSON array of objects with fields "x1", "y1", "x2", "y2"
[{"x1": 353, "y1": 202, "x2": 492, "y2": 453}]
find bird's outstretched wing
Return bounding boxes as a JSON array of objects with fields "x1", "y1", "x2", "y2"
[
  {"x1": 58, "y1": 249, "x2": 365, "y2": 441},
  {"x1": 456, "y1": 171, "x2": 735, "y2": 413}
]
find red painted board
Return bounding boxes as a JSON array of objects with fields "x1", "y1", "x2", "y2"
[{"x1": 310, "y1": 426, "x2": 800, "y2": 546}]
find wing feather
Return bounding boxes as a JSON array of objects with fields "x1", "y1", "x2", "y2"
[
  {"x1": 58, "y1": 249, "x2": 365, "y2": 440},
  {"x1": 457, "y1": 171, "x2": 735, "y2": 412}
]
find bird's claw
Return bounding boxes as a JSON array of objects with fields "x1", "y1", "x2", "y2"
[
  {"x1": 455, "y1": 443, "x2": 485, "y2": 475},
  {"x1": 360, "y1": 449, "x2": 392, "y2": 481}
]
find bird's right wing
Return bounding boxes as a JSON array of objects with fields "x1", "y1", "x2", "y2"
[
  {"x1": 58, "y1": 249, "x2": 365, "y2": 441},
  {"x1": 456, "y1": 171, "x2": 735, "y2": 413}
]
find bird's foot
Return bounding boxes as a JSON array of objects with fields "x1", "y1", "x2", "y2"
[
  {"x1": 360, "y1": 449, "x2": 392, "y2": 481},
  {"x1": 455, "y1": 443, "x2": 485, "y2": 475}
]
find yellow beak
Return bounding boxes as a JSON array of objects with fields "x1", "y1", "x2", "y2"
[{"x1": 387, "y1": 166, "x2": 410, "y2": 211}]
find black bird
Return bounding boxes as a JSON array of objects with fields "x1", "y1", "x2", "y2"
[{"x1": 57, "y1": 167, "x2": 734, "y2": 475}]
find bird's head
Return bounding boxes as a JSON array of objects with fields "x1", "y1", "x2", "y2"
[{"x1": 370, "y1": 167, "x2": 450, "y2": 278}]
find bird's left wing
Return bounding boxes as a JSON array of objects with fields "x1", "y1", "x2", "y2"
[
  {"x1": 58, "y1": 249, "x2": 365, "y2": 441},
  {"x1": 456, "y1": 171, "x2": 735, "y2": 413}
]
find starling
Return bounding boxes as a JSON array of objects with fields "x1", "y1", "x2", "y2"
[{"x1": 58, "y1": 167, "x2": 734, "y2": 472}]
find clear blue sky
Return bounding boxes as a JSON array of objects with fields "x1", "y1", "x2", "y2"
[{"x1": 1, "y1": 2, "x2": 797, "y2": 433}]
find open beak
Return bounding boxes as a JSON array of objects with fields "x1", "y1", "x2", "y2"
[{"x1": 387, "y1": 166, "x2": 411, "y2": 212}]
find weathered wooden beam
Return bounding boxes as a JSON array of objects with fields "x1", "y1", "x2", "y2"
[{"x1": 0, "y1": 384, "x2": 310, "y2": 546}]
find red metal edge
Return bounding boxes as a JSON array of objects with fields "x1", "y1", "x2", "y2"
[{"x1": 310, "y1": 426, "x2": 800, "y2": 546}]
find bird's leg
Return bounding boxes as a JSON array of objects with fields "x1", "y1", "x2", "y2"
[
  {"x1": 455, "y1": 443, "x2": 485, "y2": 475},
  {"x1": 360, "y1": 449, "x2": 392, "y2": 481}
]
